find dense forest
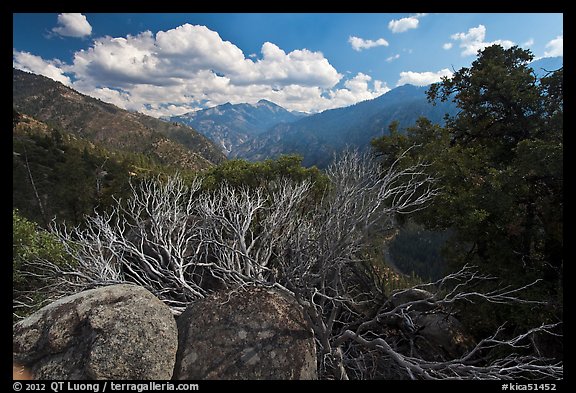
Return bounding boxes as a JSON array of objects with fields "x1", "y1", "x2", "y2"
[
  {"x1": 371, "y1": 45, "x2": 562, "y2": 339},
  {"x1": 14, "y1": 45, "x2": 562, "y2": 379}
]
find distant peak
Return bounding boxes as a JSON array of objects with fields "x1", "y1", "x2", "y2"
[
  {"x1": 256, "y1": 99, "x2": 279, "y2": 107},
  {"x1": 395, "y1": 83, "x2": 424, "y2": 90}
]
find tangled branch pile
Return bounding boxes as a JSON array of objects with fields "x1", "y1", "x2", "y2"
[{"x1": 15, "y1": 149, "x2": 562, "y2": 380}]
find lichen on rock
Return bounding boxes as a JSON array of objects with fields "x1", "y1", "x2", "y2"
[
  {"x1": 13, "y1": 284, "x2": 178, "y2": 380},
  {"x1": 174, "y1": 287, "x2": 317, "y2": 380}
]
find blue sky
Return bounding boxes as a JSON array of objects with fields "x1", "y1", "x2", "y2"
[{"x1": 13, "y1": 13, "x2": 563, "y2": 117}]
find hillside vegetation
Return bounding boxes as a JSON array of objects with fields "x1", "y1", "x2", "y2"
[
  {"x1": 372, "y1": 45, "x2": 563, "y2": 338},
  {"x1": 13, "y1": 69, "x2": 225, "y2": 170},
  {"x1": 13, "y1": 46, "x2": 563, "y2": 380},
  {"x1": 13, "y1": 110, "x2": 195, "y2": 226}
]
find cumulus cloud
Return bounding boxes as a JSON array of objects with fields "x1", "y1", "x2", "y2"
[
  {"x1": 348, "y1": 36, "x2": 389, "y2": 51},
  {"x1": 85, "y1": 86, "x2": 134, "y2": 110},
  {"x1": 52, "y1": 13, "x2": 92, "y2": 38},
  {"x1": 450, "y1": 25, "x2": 515, "y2": 56},
  {"x1": 388, "y1": 17, "x2": 419, "y2": 33},
  {"x1": 544, "y1": 35, "x2": 563, "y2": 57},
  {"x1": 396, "y1": 68, "x2": 453, "y2": 87},
  {"x1": 70, "y1": 26, "x2": 341, "y2": 90},
  {"x1": 14, "y1": 23, "x2": 391, "y2": 116},
  {"x1": 442, "y1": 42, "x2": 453, "y2": 50},
  {"x1": 388, "y1": 14, "x2": 426, "y2": 33},
  {"x1": 386, "y1": 54, "x2": 400, "y2": 62},
  {"x1": 155, "y1": 24, "x2": 251, "y2": 77},
  {"x1": 324, "y1": 73, "x2": 390, "y2": 109},
  {"x1": 251, "y1": 42, "x2": 342, "y2": 87},
  {"x1": 12, "y1": 50, "x2": 71, "y2": 86},
  {"x1": 522, "y1": 38, "x2": 534, "y2": 48}
]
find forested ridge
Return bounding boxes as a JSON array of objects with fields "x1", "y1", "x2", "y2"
[
  {"x1": 14, "y1": 45, "x2": 562, "y2": 380},
  {"x1": 13, "y1": 68, "x2": 226, "y2": 170}
]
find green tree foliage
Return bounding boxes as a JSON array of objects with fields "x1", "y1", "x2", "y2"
[
  {"x1": 14, "y1": 128, "x2": 122, "y2": 226},
  {"x1": 13, "y1": 111, "x2": 197, "y2": 227},
  {"x1": 202, "y1": 155, "x2": 330, "y2": 199},
  {"x1": 387, "y1": 220, "x2": 452, "y2": 281},
  {"x1": 371, "y1": 45, "x2": 563, "y2": 339},
  {"x1": 13, "y1": 209, "x2": 72, "y2": 319},
  {"x1": 13, "y1": 68, "x2": 226, "y2": 169}
]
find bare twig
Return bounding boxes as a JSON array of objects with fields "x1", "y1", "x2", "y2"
[{"x1": 14, "y1": 148, "x2": 562, "y2": 380}]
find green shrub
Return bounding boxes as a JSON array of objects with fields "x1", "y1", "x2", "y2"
[{"x1": 13, "y1": 209, "x2": 72, "y2": 320}]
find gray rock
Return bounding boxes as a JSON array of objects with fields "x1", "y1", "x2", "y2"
[
  {"x1": 390, "y1": 288, "x2": 435, "y2": 312},
  {"x1": 13, "y1": 284, "x2": 178, "y2": 380},
  {"x1": 174, "y1": 287, "x2": 317, "y2": 380},
  {"x1": 414, "y1": 312, "x2": 476, "y2": 360}
]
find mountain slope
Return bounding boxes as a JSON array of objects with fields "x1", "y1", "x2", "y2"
[
  {"x1": 13, "y1": 69, "x2": 225, "y2": 171},
  {"x1": 13, "y1": 109, "x2": 208, "y2": 226},
  {"x1": 529, "y1": 56, "x2": 563, "y2": 79},
  {"x1": 231, "y1": 84, "x2": 458, "y2": 167},
  {"x1": 166, "y1": 100, "x2": 307, "y2": 155}
]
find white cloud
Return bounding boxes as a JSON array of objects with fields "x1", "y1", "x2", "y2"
[
  {"x1": 396, "y1": 68, "x2": 453, "y2": 87},
  {"x1": 442, "y1": 42, "x2": 453, "y2": 50},
  {"x1": 52, "y1": 13, "x2": 92, "y2": 38},
  {"x1": 388, "y1": 17, "x2": 419, "y2": 33},
  {"x1": 345, "y1": 73, "x2": 380, "y2": 94},
  {"x1": 70, "y1": 25, "x2": 342, "y2": 90},
  {"x1": 324, "y1": 73, "x2": 390, "y2": 109},
  {"x1": 522, "y1": 38, "x2": 534, "y2": 48},
  {"x1": 373, "y1": 80, "x2": 390, "y2": 95},
  {"x1": 388, "y1": 14, "x2": 426, "y2": 34},
  {"x1": 85, "y1": 87, "x2": 134, "y2": 110},
  {"x1": 250, "y1": 42, "x2": 342, "y2": 87},
  {"x1": 71, "y1": 26, "x2": 338, "y2": 83},
  {"x1": 544, "y1": 35, "x2": 563, "y2": 57},
  {"x1": 15, "y1": 23, "x2": 394, "y2": 116},
  {"x1": 386, "y1": 54, "x2": 400, "y2": 62},
  {"x1": 13, "y1": 50, "x2": 71, "y2": 86},
  {"x1": 155, "y1": 24, "x2": 252, "y2": 77},
  {"x1": 450, "y1": 25, "x2": 515, "y2": 56},
  {"x1": 348, "y1": 36, "x2": 389, "y2": 51}
]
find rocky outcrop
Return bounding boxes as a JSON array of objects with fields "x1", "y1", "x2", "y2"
[
  {"x1": 13, "y1": 284, "x2": 178, "y2": 380},
  {"x1": 385, "y1": 288, "x2": 475, "y2": 363},
  {"x1": 174, "y1": 287, "x2": 317, "y2": 380},
  {"x1": 390, "y1": 288, "x2": 435, "y2": 312},
  {"x1": 413, "y1": 312, "x2": 476, "y2": 360},
  {"x1": 12, "y1": 281, "x2": 474, "y2": 380}
]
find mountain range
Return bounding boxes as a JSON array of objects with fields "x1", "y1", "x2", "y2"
[
  {"x1": 165, "y1": 100, "x2": 307, "y2": 156},
  {"x1": 169, "y1": 56, "x2": 562, "y2": 168},
  {"x1": 232, "y1": 84, "x2": 458, "y2": 167},
  {"x1": 13, "y1": 56, "x2": 561, "y2": 171},
  {"x1": 530, "y1": 56, "x2": 563, "y2": 79},
  {"x1": 165, "y1": 85, "x2": 458, "y2": 168},
  {"x1": 13, "y1": 69, "x2": 225, "y2": 171}
]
